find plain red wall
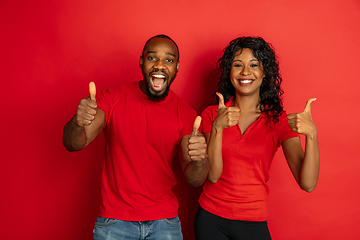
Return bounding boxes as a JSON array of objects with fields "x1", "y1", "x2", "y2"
[{"x1": 1, "y1": 0, "x2": 360, "y2": 239}]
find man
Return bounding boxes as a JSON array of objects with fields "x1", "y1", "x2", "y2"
[{"x1": 63, "y1": 35, "x2": 209, "y2": 240}]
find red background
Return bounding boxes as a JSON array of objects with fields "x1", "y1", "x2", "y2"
[{"x1": 1, "y1": 0, "x2": 360, "y2": 239}]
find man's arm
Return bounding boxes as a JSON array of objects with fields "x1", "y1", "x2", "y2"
[
  {"x1": 179, "y1": 116, "x2": 209, "y2": 187},
  {"x1": 63, "y1": 82, "x2": 105, "y2": 152}
]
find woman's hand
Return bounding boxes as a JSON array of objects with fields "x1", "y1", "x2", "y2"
[
  {"x1": 287, "y1": 98, "x2": 317, "y2": 138},
  {"x1": 213, "y1": 92, "x2": 240, "y2": 130}
]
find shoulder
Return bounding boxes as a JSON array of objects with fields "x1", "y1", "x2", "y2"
[
  {"x1": 169, "y1": 90, "x2": 197, "y2": 114},
  {"x1": 201, "y1": 104, "x2": 218, "y2": 118},
  {"x1": 98, "y1": 82, "x2": 138, "y2": 101},
  {"x1": 277, "y1": 111, "x2": 289, "y2": 125}
]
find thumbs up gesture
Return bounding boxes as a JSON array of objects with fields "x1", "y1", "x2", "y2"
[
  {"x1": 287, "y1": 98, "x2": 317, "y2": 137},
  {"x1": 75, "y1": 82, "x2": 98, "y2": 127},
  {"x1": 213, "y1": 92, "x2": 240, "y2": 130},
  {"x1": 188, "y1": 116, "x2": 207, "y2": 162}
]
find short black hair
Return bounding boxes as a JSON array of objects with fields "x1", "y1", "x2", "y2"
[{"x1": 142, "y1": 34, "x2": 180, "y2": 60}]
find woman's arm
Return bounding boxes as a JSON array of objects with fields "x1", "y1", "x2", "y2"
[
  {"x1": 206, "y1": 128, "x2": 224, "y2": 183},
  {"x1": 282, "y1": 98, "x2": 320, "y2": 192},
  {"x1": 207, "y1": 93, "x2": 240, "y2": 183}
]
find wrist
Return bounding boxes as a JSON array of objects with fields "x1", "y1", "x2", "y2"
[
  {"x1": 306, "y1": 128, "x2": 318, "y2": 140},
  {"x1": 212, "y1": 123, "x2": 223, "y2": 133}
]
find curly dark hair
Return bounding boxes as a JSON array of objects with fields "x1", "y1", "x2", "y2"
[{"x1": 217, "y1": 36, "x2": 283, "y2": 122}]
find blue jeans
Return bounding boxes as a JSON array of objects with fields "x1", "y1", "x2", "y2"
[{"x1": 93, "y1": 216, "x2": 183, "y2": 240}]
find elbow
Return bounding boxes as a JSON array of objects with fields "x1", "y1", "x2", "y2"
[
  {"x1": 63, "y1": 143, "x2": 79, "y2": 152},
  {"x1": 188, "y1": 180, "x2": 205, "y2": 188},
  {"x1": 207, "y1": 169, "x2": 221, "y2": 184},
  {"x1": 300, "y1": 183, "x2": 317, "y2": 193},
  {"x1": 62, "y1": 138, "x2": 84, "y2": 152},
  {"x1": 208, "y1": 179, "x2": 218, "y2": 184},
  {"x1": 302, "y1": 187, "x2": 314, "y2": 193},
  {"x1": 64, "y1": 146, "x2": 78, "y2": 152},
  {"x1": 208, "y1": 175, "x2": 219, "y2": 184}
]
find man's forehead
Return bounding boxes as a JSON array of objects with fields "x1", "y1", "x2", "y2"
[{"x1": 144, "y1": 38, "x2": 178, "y2": 57}]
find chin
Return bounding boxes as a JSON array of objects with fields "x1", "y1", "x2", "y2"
[{"x1": 146, "y1": 88, "x2": 169, "y2": 101}]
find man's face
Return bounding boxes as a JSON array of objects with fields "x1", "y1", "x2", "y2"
[{"x1": 139, "y1": 37, "x2": 179, "y2": 101}]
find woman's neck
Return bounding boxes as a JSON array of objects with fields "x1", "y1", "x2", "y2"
[{"x1": 233, "y1": 94, "x2": 262, "y2": 113}]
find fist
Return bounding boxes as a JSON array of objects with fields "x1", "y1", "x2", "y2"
[
  {"x1": 75, "y1": 82, "x2": 98, "y2": 127},
  {"x1": 287, "y1": 98, "x2": 317, "y2": 137},
  {"x1": 188, "y1": 116, "x2": 207, "y2": 161},
  {"x1": 214, "y1": 92, "x2": 240, "y2": 130}
]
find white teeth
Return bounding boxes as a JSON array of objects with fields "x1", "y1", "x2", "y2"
[
  {"x1": 152, "y1": 74, "x2": 165, "y2": 78},
  {"x1": 240, "y1": 80, "x2": 252, "y2": 83}
]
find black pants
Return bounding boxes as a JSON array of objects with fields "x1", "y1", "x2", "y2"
[{"x1": 194, "y1": 206, "x2": 272, "y2": 240}]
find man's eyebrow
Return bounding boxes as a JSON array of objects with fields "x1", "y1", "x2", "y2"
[
  {"x1": 166, "y1": 52, "x2": 176, "y2": 57},
  {"x1": 146, "y1": 51, "x2": 176, "y2": 58}
]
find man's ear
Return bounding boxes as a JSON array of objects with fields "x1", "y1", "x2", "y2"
[
  {"x1": 176, "y1": 61, "x2": 180, "y2": 72},
  {"x1": 139, "y1": 56, "x2": 143, "y2": 68}
]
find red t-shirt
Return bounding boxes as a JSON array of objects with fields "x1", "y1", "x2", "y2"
[
  {"x1": 96, "y1": 81, "x2": 197, "y2": 221},
  {"x1": 199, "y1": 98, "x2": 298, "y2": 221}
]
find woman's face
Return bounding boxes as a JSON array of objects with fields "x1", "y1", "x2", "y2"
[{"x1": 230, "y1": 48, "x2": 265, "y2": 97}]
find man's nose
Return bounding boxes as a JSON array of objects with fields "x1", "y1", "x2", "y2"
[{"x1": 154, "y1": 60, "x2": 166, "y2": 69}]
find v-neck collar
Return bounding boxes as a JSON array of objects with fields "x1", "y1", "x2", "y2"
[{"x1": 225, "y1": 97, "x2": 266, "y2": 136}]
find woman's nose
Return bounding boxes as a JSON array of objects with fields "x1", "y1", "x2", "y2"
[{"x1": 241, "y1": 66, "x2": 251, "y2": 75}]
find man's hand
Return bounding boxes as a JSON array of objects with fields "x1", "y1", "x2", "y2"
[
  {"x1": 287, "y1": 98, "x2": 317, "y2": 138},
  {"x1": 188, "y1": 116, "x2": 207, "y2": 162},
  {"x1": 75, "y1": 82, "x2": 98, "y2": 127},
  {"x1": 214, "y1": 92, "x2": 240, "y2": 130}
]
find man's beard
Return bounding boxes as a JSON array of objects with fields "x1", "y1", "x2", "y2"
[{"x1": 142, "y1": 71, "x2": 176, "y2": 102}]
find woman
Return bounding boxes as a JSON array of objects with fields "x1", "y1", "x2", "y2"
[{"x1": 195, "y1": 37, "x2": 319, "y2": 240}]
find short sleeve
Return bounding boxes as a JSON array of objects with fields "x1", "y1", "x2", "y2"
[
  {"x1": 200, "y1": 105, "x2": 217, "y2": 134},
  {"x1": 276, "y1": 112, "x2": 299, "y2": 144},
  {"x1": 178, "y1": 98, "x2": 198, "y2": 139},
  {"x1": 96, "y1": 88, "x2": 122, "y2": 127}
]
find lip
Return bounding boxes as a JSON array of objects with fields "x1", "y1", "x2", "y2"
[
  {"x1": 149, "y1": 71, "x2": 168, "y2": 92},
  {"x1": 237, "y1": 78, "x2": 254, "y2": 86},
  {"x1": 150, "y1": 70, "x2": 168, "y2": 79}
]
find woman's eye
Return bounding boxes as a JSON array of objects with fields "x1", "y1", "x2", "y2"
[
  {"x1": 233, "y1": 64, "x2": 242, "y2": 68},
  {"x1": 250, "y1": 64, "x2": 259, "y2": 67}
]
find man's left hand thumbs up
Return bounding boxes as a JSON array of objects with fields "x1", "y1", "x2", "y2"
[
  {"x1": 188, "y1": 116, "x2": 207, "y2": 162},
  {"x1": 191, "y1": 116, "x2": 202, "y2": 136},
  {"x1": 287, "y1": 98, "x2": 317, "y2": 137}
]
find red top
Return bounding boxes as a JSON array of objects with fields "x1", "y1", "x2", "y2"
[
  {"x1": 199, "y1": 98, "x2": 298, "y2": 221},
  {"x1": 96, "y1": 81, "x2": 197, "y2": 221}
]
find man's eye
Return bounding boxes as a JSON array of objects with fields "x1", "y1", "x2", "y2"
[
  {"x1": 166, "y1": 59, "x2": 173, "y2": 63},
  {"x1": 148, "y1": 56, "x2": 155, "y2": 61}
]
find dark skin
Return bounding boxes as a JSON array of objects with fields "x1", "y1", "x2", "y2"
[
  {"x1": 63, "y1": 37, "x2": 209, "y2": 187},
  {"x1": 206, "y1": 48, "x2": 319, "y2": 192}
]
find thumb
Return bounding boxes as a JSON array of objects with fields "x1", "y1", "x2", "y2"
[
  {"x1": 303, "y1": 98, "x2": 317, "y2": 113},
  {"x1": 216, "y1": 92, "x2": 225, "y2": 109},
  {"x1": 89, "y1": 82, "x2": 96, "y2": 101},
  {"x1": 191, "y1": 116, "x2": 202, "y2": 136}
]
